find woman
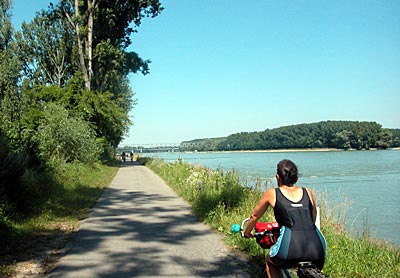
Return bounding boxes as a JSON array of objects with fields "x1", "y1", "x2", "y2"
[{"x1": 244, "y1": 159, "x2": 326, "y2": 278}]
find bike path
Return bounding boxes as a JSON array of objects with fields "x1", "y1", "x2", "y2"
[{"x1": 46, "y1": 162, "x2": 249, "y2": 278}]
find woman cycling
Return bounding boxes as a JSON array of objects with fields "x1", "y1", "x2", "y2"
[{"x1": 244, "y1": 159, "x2": 326, "y2": 278}]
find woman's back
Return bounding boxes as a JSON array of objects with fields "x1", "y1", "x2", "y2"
[
  {"x1": 274, "y1": 187, "x2": 314, "y2": 229},
  {"x1": 278, "y1": 185, "x2": 304, "y2": 202},
  {"x1": 271, "y1": 187, "x2": 326, "y2": 269}
]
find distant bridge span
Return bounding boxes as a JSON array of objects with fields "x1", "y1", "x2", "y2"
[{"x1": 118, "y1": 143, "x2": 181, "y2": 153}]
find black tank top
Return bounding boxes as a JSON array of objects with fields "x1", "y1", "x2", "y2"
[{"x1": 274, "y1": 187, "x2": 315, "y2": 230}]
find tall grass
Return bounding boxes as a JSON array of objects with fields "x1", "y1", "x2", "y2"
[
  {"x1": 147, "y1": 158, "x2": 400, "y2": 278},
  {"x1": 0, "y1": 161, "x2": 119, "y2": 277}
]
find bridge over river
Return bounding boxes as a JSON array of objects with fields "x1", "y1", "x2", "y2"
[
  {"x1": 118, "y1": 143, "x2": 181, "y2": 153},
  {"x1": 118, "y1": 142, "x2": 206, "y2": 153}
]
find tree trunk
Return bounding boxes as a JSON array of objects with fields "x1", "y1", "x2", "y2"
[
  {"x1": 64, "y1": 0, "x2": 90, "y2": 90},
  {"x1": 87, "y1": 0, "x2": 95, "y2": 91}
]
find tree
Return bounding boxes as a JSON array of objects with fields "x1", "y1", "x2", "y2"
[
  {"x1": 12, "y1": 1, "x2": 162, "y2": 149},
  {"x1": 60, "y1": 0, "x2": 162, "y2": 91},
  {"x1": 0, "y1": 0, "x2": 20, "y2": 101},
  {"x1": 376, "y1": 129, "x2": 392, "y2": 149},
  {"x1": 15, "y1": 8, "x2": 74, "y2": 86},
  {"x1": 0, "y1": 0, "x2": 12, "y2": 49},
  {"x1": 189, "y1": 121, "x2": 395, "y2": 151},
  {"x1": 27, "y1": 78, "x2": 131, "y2": 148}
]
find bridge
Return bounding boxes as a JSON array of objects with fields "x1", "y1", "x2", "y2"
[{"x1": 118, "y1": 143, "x2": 181, "y2": 153}]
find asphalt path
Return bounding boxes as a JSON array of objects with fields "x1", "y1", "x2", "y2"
[{"x1": 46, "y1": 162, "x2": 250, "y2": 278}]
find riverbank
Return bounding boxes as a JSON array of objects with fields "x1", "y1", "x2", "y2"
[
  {"x1": 146, "y1": 158, "x2": 400, "y2": 278},
  {"x1": 185, "y1": 148, "x2": 343, "y2": 154},
  {"x1": 183, "y1": 147, "x2": 400, "y2": 154},
  {"x1": 148, "y1": 148, "x2": 400, "y2": 246}
]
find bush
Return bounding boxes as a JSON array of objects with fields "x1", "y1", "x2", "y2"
[
  {"x1": 37, "y1": 103, "x2": 99, "y2": 165},
  {"x1": 0, "y1": 132, "x2": 29, "y2": 216}
]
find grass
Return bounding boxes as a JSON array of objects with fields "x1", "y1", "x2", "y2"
[
  {"x1": 0, "y1": 161, "x2": 119, "y2": 277},
  {"x1": 146, "y1": 158, "x2": 400, "y2": 278}
]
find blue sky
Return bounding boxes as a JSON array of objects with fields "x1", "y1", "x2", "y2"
[{"x1": 11, "y1": 0, "x2": 400, "y2": 144}]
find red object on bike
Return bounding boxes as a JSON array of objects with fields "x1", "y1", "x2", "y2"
[{"x1": 254, "y1": 222, "x2": 280, "y2": 249}]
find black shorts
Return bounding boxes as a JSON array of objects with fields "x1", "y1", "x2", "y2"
[{"x1": 269, "y1": 226, "x2": 326, "y2": 270}]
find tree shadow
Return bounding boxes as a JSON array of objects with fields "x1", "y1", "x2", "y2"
[{"x1": 46, "y1": 165, "x2": 249, "y2": 277}]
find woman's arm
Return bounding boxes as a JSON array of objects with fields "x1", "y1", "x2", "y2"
[
  {"x1": 306, "y1": 188, "x2": 317, "y2": 223},
  {"x1": 243, "y1": 188, "x2": 275, "y2": 238}
]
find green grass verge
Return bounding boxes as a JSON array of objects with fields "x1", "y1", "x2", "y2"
[
  {"x1": 146, "y1": 158, "x2": 400, "y2": 278},
  {"x1": 0, "y1": 161, "x2": 119, "y2": 277}
]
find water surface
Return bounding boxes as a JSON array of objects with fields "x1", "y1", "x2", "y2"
[{"x1": 148, "y1": 150, "x2": 400, "y2": 246}]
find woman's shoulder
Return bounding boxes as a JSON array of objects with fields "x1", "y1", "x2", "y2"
[
  {"x1": 302, "y1": 187, "x2": 316, "y2": 203},
  {"x1": 264, "y1": 187, "x2": 276, "y2": 196},
  {"x1": 302, "y1": 186, "x2": 314, "y2": 195},
  {"x1": 262, "y1": 187, "x2": 277, "y2": 207},
  {"x1": 261, "y1": 187, "x2": 276, "y2": 202}
]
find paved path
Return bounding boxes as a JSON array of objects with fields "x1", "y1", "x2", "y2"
[{"x1": 46, "y1": 163, "x2": 249, "y2": 278}]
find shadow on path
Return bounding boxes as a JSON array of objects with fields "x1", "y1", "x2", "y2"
[{"x1": 46, "y1": 164, "x2": 249, "y2": 278}]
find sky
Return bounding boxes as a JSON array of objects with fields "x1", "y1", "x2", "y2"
[{"x1": 11, "y1": 0, "x2": 400, "y2": 145}]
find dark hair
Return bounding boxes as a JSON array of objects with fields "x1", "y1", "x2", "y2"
[{"x1": 277, "y1": 159, "x2": 298, "y2": 185}]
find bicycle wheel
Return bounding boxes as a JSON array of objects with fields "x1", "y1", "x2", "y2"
[{"x1": 297, "y1": 265, "x2": 324, "y2": 278}]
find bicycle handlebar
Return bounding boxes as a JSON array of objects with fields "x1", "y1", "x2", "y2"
[
  {"x1": 231, "y1": 218, "x2": 278, "y2": 237},
  {"x1": 231, "y1": 218, "x2": 280, "y2": 249}
]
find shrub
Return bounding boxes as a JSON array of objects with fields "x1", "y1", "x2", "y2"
[
  {"x1": 0, "y1": 132, "x2": 29, "y2": 216},
  {"x1": 37, "y1": 103, "x2": 98, "y2": 165}
]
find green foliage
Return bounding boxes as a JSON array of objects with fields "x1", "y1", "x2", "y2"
[
  {"x1": 147, "y1": 159, "x2": 248, "y2": 220},
  {"x1": 41, "y1": 161, "x2": 117, "y2": 219},
  {"x1": 10, "y1": 0, "x2": 162, "y2": 151},
  {"x1": 0, "y1": 0, "x2": 162, "y2": 256},
  {"x1": 147, "y1": 158, "x2": 400, "y2": 278},
  {"x1": 0, "y1": 1, "x2": 20, "y2": 101},
  {"x1": 180, "y1": 137, "x2": 226, "y2": 152},
  {"x1": 182, "y1": 121, "x2": 396, "y2": 151},
  {"x1": 322, "y1": 229, "x2": 400, "y2": 277},
  {"x1": 37, "y1": 103, "x2": 98, "y2": 164},
  {"x1": 95, "y1": 1, "x2": 163, "y2": 47},
  {"x1": 0, "y1": 0, "x2": 13, "y2": 50},
  {"x1": 15, "y1": 8, "x2": 74, "y2": 86},
  {"x1": 0, "y1": 161, "x2": 119, "y2": 276},
  {"x1": 390, "y1": 128, "x2": 400, "y2": 147},
  {"x1": 0, "y1": 50, "x2": 20, "y2": 101},
  {"x1": 0, "y1": 132, "x2": 27, "y2": 215}
]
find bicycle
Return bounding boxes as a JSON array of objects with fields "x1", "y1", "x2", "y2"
[{"x1": 231, "y1": 218, "x2": 325, "y2": 278}]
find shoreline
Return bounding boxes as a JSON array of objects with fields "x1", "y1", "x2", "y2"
[
  {"x1": 184, "y1": 148, "x2": 361, "y2": 154},
  {"x1": 210, "y1": 148, "x2": 343, "y2": 153},
  {"x1": 182, "y1": 147, "x2": 400, "y2": 154}
]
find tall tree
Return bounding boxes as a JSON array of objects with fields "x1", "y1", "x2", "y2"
[
  {"x1": 0, "y1": 0, "x2": 12, "y2": 49},
  {"x1": 13, "y1": 0, "x2": 162, "y2": 148},
  {"x1": 60, "y1": 0, "x2": 162, "y2": 91},
  {"x1": 15, "y1": 8, "x2": 74, "y2": 86},
  {"x1": 0, "y1": 0, "x2": 20, "y2": 101}
]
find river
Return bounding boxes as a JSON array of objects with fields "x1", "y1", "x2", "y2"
[{"x1": 147, "y1": 149, "x2": 400, "y2": 246}]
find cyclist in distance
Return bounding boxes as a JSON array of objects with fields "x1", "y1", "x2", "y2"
[{"x1": 244, "y1": 159, "x2": 326, "y2": 278}]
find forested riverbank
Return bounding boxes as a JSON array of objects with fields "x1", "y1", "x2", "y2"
[{"x1": 181, "y1": 121, "x2": 400, "y2": 152}]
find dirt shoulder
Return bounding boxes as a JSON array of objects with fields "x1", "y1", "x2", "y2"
[{"x1": 0, "y1": 222, "x2": 78, "y2": 278}]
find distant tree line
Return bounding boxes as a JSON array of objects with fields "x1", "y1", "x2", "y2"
[{"x1": 181, "y1": 121, "x2": 399, "y2": 152}]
